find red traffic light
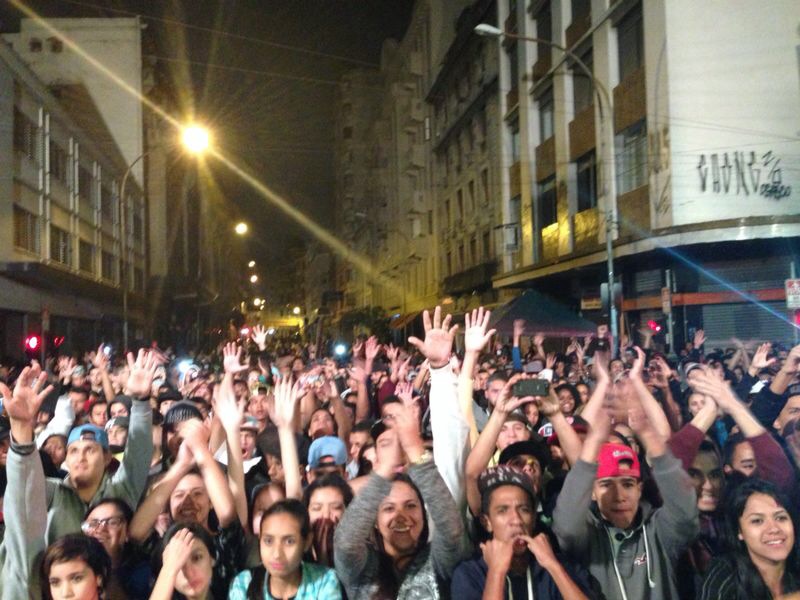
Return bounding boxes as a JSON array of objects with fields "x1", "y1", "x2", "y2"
[
  {"x1": 647, "y1": 320, "x2": 662, "y2": 333},
  {"x1": 25, "y1": 334, "x2": 41, "y2": 351}
]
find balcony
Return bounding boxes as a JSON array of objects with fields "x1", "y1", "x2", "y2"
[
  {"x1": 572, "y1": 207, "x2": 600, "y2": 253},
  {"x1": 506, "y1": 86, "x2": 519, "y2": 112},
  {"x1": 443, "y1": 260, "x2": 497, "y2": 295},
  {"x1": 613, "y1": 65, "x2": 646, "y2": 133},
  {"x1": 405, "y1": 144, "x2": 426, "y2": 172},
  {"x1": 535, "y1": 136, "x2": 555, "y2": 180},
  {"x1": 568, "y1": 104, "x2": 595, "y2": 160},
  {"x1": 540, "y1": 222, "x2": 559, "y2": 262},
  {"x1": 617, "y1": 184, "x2": 651, "y2": 239}
]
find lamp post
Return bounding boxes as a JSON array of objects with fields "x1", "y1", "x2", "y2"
[
  {"x1": 475, "y1": 24, "x2": 619, "y2": 355},
  {"x1": 119, "y1": 124, "x2": 210, "y2": 351}
]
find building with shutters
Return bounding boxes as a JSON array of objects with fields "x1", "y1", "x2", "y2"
[{"x1": 488, "y1": 0, "x2": 800, "y2": 349}]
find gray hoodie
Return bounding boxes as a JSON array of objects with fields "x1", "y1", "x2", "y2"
[{"x1": 553, "y1": 452, "x2": 699, "y2": 600}]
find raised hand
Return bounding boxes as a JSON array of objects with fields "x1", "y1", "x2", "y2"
[
  {"x1": 125, "y1": 349, "x2": 162, "y2": 398},
  {"x1": 216, "y1": 375, "x2": 246, "y2": 433},
  {"x1": 364, "y1": 336, "x2": 382, "y2": 362},
  {"x1": 464, "y1": 307, "x2": 496, "y2": 354},
  {"x1": 270, "y1": 376, "x2": 301, "y2": 431},
  {"x1": 751, "y1": 342, "x2": 776, "y2": 371},
  {"x1": 0, "y1": 364, "x2": 53, "y2": 435},
  {"x1": 513, "y1": 318, "x2": 526, "y2": 340},
  {"x1": 407, "y1": 306, "x2": 458, "y2": 369},
  {"x1": 495, "y1": 374, "x2": 528, "y2": 415},
  {"x1": 385, "y1": 343, "x2": 400, "y2": 362},
  {"x1": 781, "y1": 344, "x2": 800, "y2": 374},
  {"x1": 91, "y1": 344, "x2": 109, "y2": 371},
  {"x1": 691, "y1": 369, "x2": 738, "y2": 412},
  {"x1": 349, "y1": 365, "x2": 367, "y2": 384},
  {"x1": 222, "y1": 342, "x2": 248, "y2": 375},
  {"x1": 351, "y1": 339, "x2": 364, "y2": 358},
  {"x1": 251, "y1": 325, "x2": 268, "y2": 350},
  {"x1": 693, "y1": 329, "x2": 706, "y2": 349},
  {"x1": 533, "y1": 333, "x2": 545, "y2": 348},
  {"x1": 539, "y1": 385, "x2": 562, "y2": 417},
  {"x1": 545, "y1": 352, "x2": 556, "y2": 370},
  {"x1": 628, "y1": 346, "x2": 646, "y2": 380},
  {"x1": 179, "y1": 418, "x2": 211, "y2": 455}
]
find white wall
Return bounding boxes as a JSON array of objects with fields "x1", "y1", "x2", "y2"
[
  {"x1": 7, "y1": 18, "x2": 144, "y2": 185},
  {"x1": 665, "y1": 0, "x2": 800, "y2": 226}
]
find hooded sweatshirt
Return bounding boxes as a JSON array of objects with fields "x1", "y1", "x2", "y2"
[{"x1": 552, "y1": 451, "x2": 699, "y2": 600}]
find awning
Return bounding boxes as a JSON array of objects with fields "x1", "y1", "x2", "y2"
[
  {"x1": 389, "y1": 311, "x2": 421, "y2": 330},
  {"x1": 489, "y1": 290, "x2": 597, "y2": 337}
]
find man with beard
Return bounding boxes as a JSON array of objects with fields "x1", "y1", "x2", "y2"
[{"x1": 451, "y1": 466, "x2": 590, "y2": 599}]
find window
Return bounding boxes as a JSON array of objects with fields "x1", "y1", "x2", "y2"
[
  {"x1": 538, "y1": 88, "x2": 554, "y2": 141},
  {"x1": 571, "y1": 0, "x2": 590, "y2": 20},
  {"x1": 468, "y1": 180, "x2": 476, "y2": 211},
  {"x1": 469, "y1": 237, "x2": 477, "y2": 266},
  {"x1": 29, "y1": 37, "x2": 42, "y2": 52},
  {"x1": 79, "y1": 165, "x2": 94, "y2": 200},
  {"x1": 50, "y1": 225, "x2": 71, "y2": 266},
  {"x1": 576, "y1": 151, "x2": 597, "y2": 211},
  {"x1": 48, "y1": 37, "x2": 63, "y2": 53},
  {"x1": 536, "y1": 5, "x2": 552, "y2": 63},
  {"x1": 101, "y1": 184, "x2": 115, "y2": 227},
  {"x1": 538, "y1": 176, "x2": 557, "y2": 227},
  {"x1": 506, "y1": 42, "x2": 518, "y2": 87},
  {"x1": 615, "y1": 120, "x2": 648, "y2": 194},
  {"x1": 458, "y1": 244, "x2": 465, "y2": 270},
  {"x1": 457, "y1": 189, "x2": 464, "y2": 221},
  {"x1": 13, "y1": 108, "x2": 38, "y2": 163},
  {"x1": 481, "y1": 168, "x2": 490, "y2": 205},
  {"x1": 49, "y1": 141, "x2": 68, "y2": 186},
  {"x1": 572, "y1": 48, "x2": 594, "y2": 115},
  {"x1": 13, "y1": 205, "x2": 40, "y2": 253},
  {"x1": 617, "y1": 6, "x2": 643, "y2": 82},
  {"x1": 101, "y1": 251, "x2": 116, "y2": 281},
  {"x1": 509, "y1": 119, "x2": 520, "y2": 163},
  {"x1": 483, "y1": 230, "x2": 492, "y2": 259},
  {"x1": 133, "y1": 211, "x2": 143, "y2": 243},
  {"x1": 79, "y1": 240, "x2": 94, "y2": 274},
  {"x1": 427, "y1": 210, "x2": 433, "y2": 235},
  {"x1": 444, "y1": 199, "x2": 451, "y2": 226}
]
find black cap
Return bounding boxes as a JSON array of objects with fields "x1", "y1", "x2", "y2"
[
  {"x1": 163, "y1": 401, "x2": 203, "y2": 429},
  {"x1": 498, "y1": 436, "x2": 550, "y2": 471}
]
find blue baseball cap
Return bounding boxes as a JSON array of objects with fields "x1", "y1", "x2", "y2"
[
  {"x1": 67, "y1": 424, "x2": 109, "y2": 450},
  {"x1": 307, "y1": 435, "x2": 347, "y2": 468}
]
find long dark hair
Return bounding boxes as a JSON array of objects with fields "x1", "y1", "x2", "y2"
[
  {"x1": 302, "y1": 473, "x2": 354, "y2": 510},
  {"x1": 247, "y1": 499, "x2": 310, "y2": 600},
  {"x1": 720, "y1": 478, "x2": 800, "y2": 599},
  {"x1": 373, "y1": 474, "x2": 431, "y2": 600},
  {"x1": 42, "y1": 534, "x2": 111, "y2": 600}
]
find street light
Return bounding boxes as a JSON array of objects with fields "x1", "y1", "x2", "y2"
[
  {"x1": 119, "y1": 123, "x2": 211, "y2": 351},
  {"x1": 248, "y1": 260, "x2": 256, "y2": 268},
  {"x1": 475, "y1": 24, "x2": 619, "y2": 355},
  {"x1": 250, "y1": 274, "x2": 258, "y2": 283},
  {"x1": 235, "y1": 222, "x2": 249, "y2": 235},
  {"x1": 292, "y1": 306, "x2": 301, "y2": 315}
]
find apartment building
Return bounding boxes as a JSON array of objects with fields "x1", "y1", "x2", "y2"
[
  {"x1": 491, "y1": 0, "x2": 800, "y2": 347},
  {"x1": 0, "y1": 35, "x2": 144, "y2": 356}
]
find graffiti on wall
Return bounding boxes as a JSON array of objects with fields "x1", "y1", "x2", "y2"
[{"x1": 697, "y1": 150, "x2": 791, "y2": 200}]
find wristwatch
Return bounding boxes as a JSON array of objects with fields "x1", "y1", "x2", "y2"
[{"x1": 413, "y1": 450, "x2": 433, "y2": 465}]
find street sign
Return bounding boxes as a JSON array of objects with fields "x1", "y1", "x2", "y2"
[
  {"x1": 786, "y1": 279, "x2": 800, "y2": 309},
  {"x1": 661, "y1": 287, "x2": 672, "y2": 314}
]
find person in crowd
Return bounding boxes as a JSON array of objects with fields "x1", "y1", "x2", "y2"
[
  {"x1": 451, "y1": 466, "x2": 590, "y2": 599},
  {"x1": 229, "y1": 499, "x2": 342, "y2": 599},
  {"x1": 42, "y1": 534, "x2": 112, "y2": 600},
  {"x1": 333, "y1": 374, "x2": 467, "y2": 599},
  {"x1": 150, "y1": 522, "x2": 217, "y2": 600},
  {"x1": 552, "y1": 376, "x2": 699, "y2": 599},
  {"x1": 700, "y1": 478, "x2": 800, "y2": 599},
  {"x1": 302, "y1": 473, "x2": 353, "y2": 567}
]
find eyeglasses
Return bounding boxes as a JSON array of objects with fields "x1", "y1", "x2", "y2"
[{"x1": 81, "y1": 516, "x2": 125, "y2": 533}]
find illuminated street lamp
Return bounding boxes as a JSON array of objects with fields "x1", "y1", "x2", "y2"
[
  {"x1": 248, "y1": 260, "x2": 256, "y2": 268},
  {"x1": 292, "y1": 306, "x2": 301, "y2": 315},
  {"x1": 120, "y1": 123, "x2": 211, "y2": 350},
  {"x1": 235, "y1": 222, "x2": 249, "y2": 236},
  {"x1": 475, "y1": 23, "x2": 618, "y2": 354},
  {"x1": 253, "y1": 297, "x2": 262, "y2": 307},
  {"x1": 250, "y1": 274, "x2": 258, "y2": 283}
]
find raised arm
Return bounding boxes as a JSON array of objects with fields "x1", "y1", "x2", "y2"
[
  {"x1": 628, "y1": 347, "x2": 672, "y2": 440},
  {"x1": 218, "y1": 343, "x2": 249, "y2": 528},
  {"x1": 269, "y1": 376, "x2": 303, "y2": 500},
  {"x1": 538, "y1": 385, "x2": 582, "y2": 467},
  {"x1": 459, "y1": 308, "x2": 496, "y2": 447}
]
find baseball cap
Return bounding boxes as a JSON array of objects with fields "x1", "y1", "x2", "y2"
[
  {"x1": 241, "y1": 416, "x2": 260, "y2": 432},
  {"x1": 163, "y1": 401, "x2": 203, "y2": 430},
  {"x1": 67, "y1": 424, "x2": 109, "y2": 450},
  {"x1": 307, "y1": 435, "x2": 347, "y2": 468},
  {"x1": 596, "y1": 443, "x2": 641, "y2": 480},
  {"x1": 499, "y1": 437, "x2": 550, "y2": 471},
  {"x1": 105, "y1": 416, "x2": 130, "y2": 431},
  {"x1": 478, "y1": 465, "x2": 536, "y2": 504},
  {"x1": 546, "y1": 415, "x2": 589, "y2": 446}
]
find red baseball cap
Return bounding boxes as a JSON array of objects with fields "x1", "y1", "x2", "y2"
[{"x1": 596, "y1": 443, "x2": 640, "y2": 479}]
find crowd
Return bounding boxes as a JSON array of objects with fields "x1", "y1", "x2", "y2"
[{"x1": 0, "y1": 307, "x2": 799, "y2": 599}]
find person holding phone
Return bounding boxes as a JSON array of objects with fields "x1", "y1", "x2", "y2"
[{"x1": 451, "y1": 466, "x2": 590, "y2": 599}]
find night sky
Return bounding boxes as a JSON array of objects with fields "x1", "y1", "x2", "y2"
[{"x1": 1, "y1": 0, "x2": 415, "y2": 280}]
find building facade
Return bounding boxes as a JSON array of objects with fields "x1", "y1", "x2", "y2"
[{"x1": 490, "y1": 0, "x2": 800, "y2": 348}]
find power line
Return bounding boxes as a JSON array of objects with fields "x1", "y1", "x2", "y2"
[{"x1": 56, "y1": 0, "x2": 381, "y2": 68}]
